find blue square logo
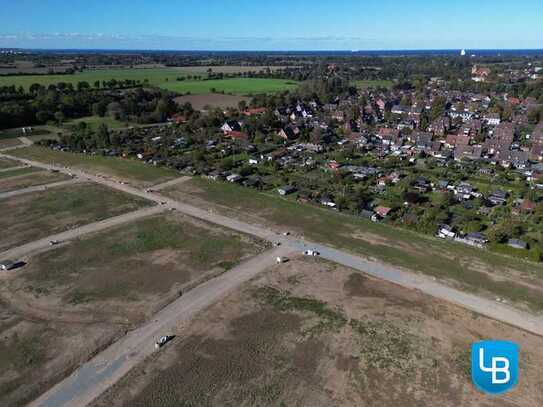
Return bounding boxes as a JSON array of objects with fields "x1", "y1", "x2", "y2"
[{"x1": 471, "y1": 340, "x2": 519, "y2": 395}]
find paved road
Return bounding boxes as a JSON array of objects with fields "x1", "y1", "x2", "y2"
[
  {"x1": 28, "y1": 245, "x2": 291, "y2": 407},
  {"x1": 0, "y1": 205, "x2": 166, "y2": 261},
  {"x1": 3, "y1": 151, "x2": 543, "y2": 406},
  {"x1": 0, "y1": 178, "x2": 82, "y2": 200}
]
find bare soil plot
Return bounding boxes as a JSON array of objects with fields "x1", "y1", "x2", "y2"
[
  {"x1": 0, "y1": 170, "x2": 69, "y2": 193},
  {"x1": 162, "y1": 178, "x2": 543, "y2": 312},
  {"x1": 174, "y1": 93, "x2": 250, "y2": 110},
  {"x1": 0, "y1": 213, "x2": 265, "y2": 406},
  {"x1": 0, "y1": 182, "x2": 151, "y2": 252},
  {"x1": 92, "y1": 257, "x2": 543, "y2": 407}
]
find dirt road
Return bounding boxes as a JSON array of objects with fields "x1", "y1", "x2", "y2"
[
  {"x1": 28, "y1": 245, "x2": 292, "y2": 407},
  {"x1": 0, "y1": 178, "x2": 81, "y2": 200},
  {"x1": 0, "y1": 205, "x2": 165, "y2": 261}
]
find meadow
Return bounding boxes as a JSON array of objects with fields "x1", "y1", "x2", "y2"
[
  {"x1": 8, "y1": 146, "x2": 178, "y2": 186},
  {"x1": 0, "y1": 67, "x2": 299, "y2": 95}
]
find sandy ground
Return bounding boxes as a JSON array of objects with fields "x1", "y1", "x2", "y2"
[{"x1": 92, "y1": 257, "x2": 543, "y2": 407}]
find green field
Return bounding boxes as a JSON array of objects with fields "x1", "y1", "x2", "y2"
[
  {"x1": 352, "y1": 80, "x2": 394, "y2": 89},
  {"x1": 165, "y1": 178, "x2": 543, "y2": 311},
  {"x1": 0, "y1": 68, "x2": 200, "y2": 90},
  {"x1": 8, "y1": 146, "x2": 178, "y2": 186},
  {"x1": 0, "y1": 68, "x2": 299, "y2": 95},
  {"x1": 159, "y1": 78, "x2": 299, "y2": 95}
]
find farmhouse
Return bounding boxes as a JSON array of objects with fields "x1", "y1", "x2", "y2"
[{"x1": 277, "y1": 185, "x2": 297, "y2": 196}]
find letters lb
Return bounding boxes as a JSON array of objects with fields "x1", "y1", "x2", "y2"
[{"x1": 471, "y1": 340, "x2": 519, "y2": 395}]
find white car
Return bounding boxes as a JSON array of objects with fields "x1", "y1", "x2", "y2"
[
  {"x1": 155, "y1": 335, "x2": 172, "y2": 349},
  {"x1": 276, "y1": 256, "x2": 288, "y2": 264},
  {"x1": 49, "y1": 240, "x2": 62, "y2": 246},
  {"x1": 282, "y1": 231, "x2": 290, "y2": 236},
  {"x1": 304, "y1": 250, "x2": 320, "y2": 256}
]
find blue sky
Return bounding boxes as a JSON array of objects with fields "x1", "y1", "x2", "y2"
[{"x1": 0, "y1": 0, "x2": 542, "y2": 50}]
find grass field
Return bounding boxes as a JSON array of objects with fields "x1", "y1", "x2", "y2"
[
  {"x1": 0, "y1": 213, "x2": 264, "y2": 407},
  {"x1": 0, "y1": 169, "x2": 69, "y2": 193},
  {"x1": 0, "y1": 67, "x2": 299, "y2": 96},
  {"x1": 352, "y1": 79, "x2": 394, "y2": 89},
  {"x1": 160, "y1": 78, "x2": 299, "y2": 95},
  {"x1": 0, "y1": 166, "x2": 41, "y2": 179},
  {"x1": 0, "y1": 68, "x2": 199, "y2": 90},
  {"x1": 92, "y1": 258, "x2": 543, "y2": 407},
  {"x1": 0, "y1": 182, "x2": 151, "y2": 252},
  {"x1": 8, "y1": 146, "x2": 178, "y2": 186},
  {"x1": 0, "y1": 157, "x2": 19, "y2": 169},
  {"x1": 163, "y1": 178, "x2": 543, "y2": 311}
]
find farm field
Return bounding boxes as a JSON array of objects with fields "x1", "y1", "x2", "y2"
[
  {"x1": 163, "y1": 178, "x2": 543, "y2": 311},
  {"x1": 92, "y1": 257, "x2": 543, "y2": 407},
  {"x1": 0, "y1": 213, "x2": 264, "y2": 406},
  {"x1": 0, "y1": 68, "x2": 197, "y2": 90},
  {"x1": 0, "y1": 169, "x2": 69, "y2": 193},
  {"x1": 0, "y1": 182, "x2": 151, "y2": 252},
  {"x1": 176, "y1": 65, "x2": 293, "y2": 74},
  {"x1": 160, "y1": 78, "x2": 299, "y2": 95},
  {"x1": 0, "y1": 67, "x2": 299, "y2": 95},
  {"x1": 352, "y1": 79, "x2": 394, "y2": 89},
  {"x1": 8, "y1": 146, "x2": 178, "y2": 186},
  {"x1": 174, "y1": 93, "x2": 250, "y2": 110}
]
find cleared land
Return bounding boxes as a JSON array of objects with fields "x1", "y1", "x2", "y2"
[
  {"x1": 160, "y1": 78, "x2": 299, "y2": 95},
  {"x1": 0, "y1": 169, "x2": 69, "y2": 193},
  {"x1": 0, "y1": 138, "x2": 23, "y2": 149},
  {"x1": 92, "y1": 257, "x2": 543, "y2": 407},
  {"x1": 352, "y1": 79, "x2": 394, "y2": 89},
  {"x1": 0, "y1": 213, "x2": 264, "y2": 407},
  {"x1": 0, "y1": 182, "x2": 151, "y2": 252},
  {"x1": 8, "y1": 146, "x2": 178, "y2": 186},
  {"x1": 0, "y1": 157, "x2": 19, "y2": 169},
  {"x1": 174, "y1": 93, "x2": 250, "y2": 110},
  {"x1": 0, "y1": 166, "x2": 41, "y2": 179},
  {"x1": 163, "y1": 177, "x2": 543, "y2": 312}
]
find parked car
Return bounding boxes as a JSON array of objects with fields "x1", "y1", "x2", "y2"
[
  {"x1": 276, "y1": 256, "x2": 288, "y2": 264},
  {"x1": 155, "y1": 335, "x2": 173, "y2": 349},
  {"x1": 304, "y1": 249, "x2": 320, "y2": 256}
]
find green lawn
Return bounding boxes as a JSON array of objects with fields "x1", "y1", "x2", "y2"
[
  {"x1": 165, "y1": 178, "x2": 543, "y2": 311},
  {"x1": 352, "y1": 80, "x2": 394, "y2": 89},
  {"x1": 8, "y1": 146, "x2": 178, "y2": 186},
  {"x1": 160, "y1": 78, "x2": 299, "y2": 95}
]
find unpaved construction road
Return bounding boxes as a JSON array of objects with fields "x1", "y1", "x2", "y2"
[
  {"x1": 28, "y1": 245, "x2": 292, "y2": 407},
  {"x1": 2, "y1": 151, "x2": 543, "y2": 406}
]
